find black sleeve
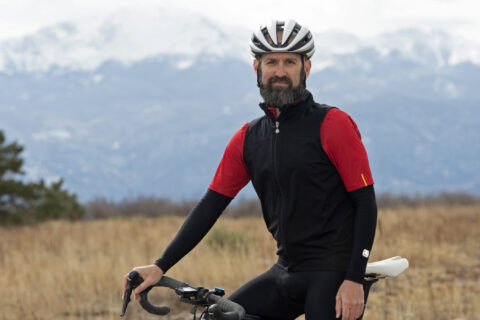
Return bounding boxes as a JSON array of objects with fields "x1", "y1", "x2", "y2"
[
  {"x1": 345, "y1": 185, "x2": 377, "y2": 283},
  {"x1": 154, "y1": 189, "x2": 232, "y2": 273}
]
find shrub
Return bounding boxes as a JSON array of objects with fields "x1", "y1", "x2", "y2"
[{"x1": 206, "y1": 227, "x2": 253, "y2": 251}]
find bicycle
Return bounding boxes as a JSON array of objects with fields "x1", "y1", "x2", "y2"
[{"x1": 121, "y1": 256, "x2": 409, "y2": 320}]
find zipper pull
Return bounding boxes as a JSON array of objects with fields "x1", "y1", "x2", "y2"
[{"x1": 275, "y1": 121, "x2": 280, "y2": 134}]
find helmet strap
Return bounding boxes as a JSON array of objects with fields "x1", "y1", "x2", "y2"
[
  {"x1": 301, "y1": 56, "x2": 307, "y2": 88},
  {"x1": 256, "y1": 56, "x2": 263, "y2": 88}
]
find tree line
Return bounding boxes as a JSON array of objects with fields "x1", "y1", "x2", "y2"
[
  {"x1": 85, "y1": 192, "x2": 480, "y2": 220},
  {"x1": 0, "y1": 131, "x2": 84, "y2": 225}
]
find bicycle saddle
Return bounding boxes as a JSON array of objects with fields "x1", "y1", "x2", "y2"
[{"x1": 365, "y1": 256, "x2": 409, "y2": 278}]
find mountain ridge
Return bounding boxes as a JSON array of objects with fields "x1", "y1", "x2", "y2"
[{"x1": 1, "y1": 7, "x2": 479, "y2": 74}]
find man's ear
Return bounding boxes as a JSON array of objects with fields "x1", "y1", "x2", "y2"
[
  {"x1": 304, "y1": 59, "x2": 312, "y2": 78},
  {"x1": 253, "y1": 59, "x2": 259, "y2": 74}
]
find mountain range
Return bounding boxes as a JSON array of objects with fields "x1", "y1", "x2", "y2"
[{"x1": 1, "y1": 8, "x2": 479, "y2": 202}]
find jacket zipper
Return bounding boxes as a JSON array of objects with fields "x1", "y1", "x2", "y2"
[{"x1": 272, "y1": 119, "x2": 291, "y2": 271}]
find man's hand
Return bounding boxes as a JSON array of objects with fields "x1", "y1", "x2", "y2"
[
  {"x1": 123, "y1": 264, "x2": 164, "y2": 301},
  {"x1": 335, "y1": 280, "x2": 364, "y2": 320}
]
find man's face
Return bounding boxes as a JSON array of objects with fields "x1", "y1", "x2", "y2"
[
  {"x1": 257, "y1": 52, "x2": 305, "y2": 88},
  {"x1": 254, "y1": 52, "x2": 312, "y2": 109}
]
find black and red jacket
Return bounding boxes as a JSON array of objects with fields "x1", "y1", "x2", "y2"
[{"x1": 156, "y1": 90, "x2": 376, "y2": 283}]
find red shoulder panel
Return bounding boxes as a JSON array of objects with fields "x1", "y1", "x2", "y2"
[
  {"x1": 320, "y1": 109, "x2": 374, "y2": 192},
  {"x1": 208, "y1": 122, "x2": 251, "y2": 198}
]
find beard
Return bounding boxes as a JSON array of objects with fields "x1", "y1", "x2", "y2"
[{"x1": 259, "y1": 69, "x2": 306, "y2": 110}]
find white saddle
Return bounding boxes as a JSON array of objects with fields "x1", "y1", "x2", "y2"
[{"x1": 365, "y1": 256, "x2": 409, "y2": 278}]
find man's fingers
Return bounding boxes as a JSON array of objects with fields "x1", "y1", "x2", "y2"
[
  {"x1": 132, "y1": 282, "x2": 146, "y2": 295},
  {"x1": 335, "y1": 280, "x2": 364, "y2": 319},
  {"x1": 123, "y1": 274, "x2": 129, "y2": 290},
  {"x1": 341, "y1": 302, "x2": 350, "y2": 320},
  {"x1": 354, "y1": 301, "x2": 364, "y2": 319},
  {"x1": 133, "y1": 280, "x2": 153, "y2": 301},
  {"x1": 343, "y1": 301, "x2": 363, "y2": 320},
  {"x1": 132, "y1": 279, "x2": 153, "y2": 301},
  {"x1": 335, "y1": 295, "x2": 342, "y2": 319},
  {"x1": 349, "y1": 297, "x2": 363, "y2": 319}
]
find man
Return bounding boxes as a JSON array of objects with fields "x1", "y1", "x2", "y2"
[{"x1": 124, "y1": 20, "x2": 377, "y2": 320}]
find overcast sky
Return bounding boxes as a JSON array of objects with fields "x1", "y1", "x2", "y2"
[{"x1": 0, "y1": 0, "x2": 479, "y2": 44}]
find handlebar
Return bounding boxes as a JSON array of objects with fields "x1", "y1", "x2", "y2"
[
  {"x1": 206, "y1": 294, "x2": 246, "y2": 320},
  {"x1": 121, "y1": 270, "x2": 245, "y2": 320}
]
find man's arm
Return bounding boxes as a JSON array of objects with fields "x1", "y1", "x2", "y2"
[
  {"x1": 346, "y1": 185, "x2": 377, "y2": 282},
  {"x1": 320, "y1": 109, "x2": 377, "y2": 276},
  {"x1": 154, "y1": 189, "x2": 232, "y2": 272},
  {"x1": 128, "y1": 190, "x2": 232, "y2": 300},
  {"x1": 335, "y1": 185, "x2": 377, "y2": 319},
  {"x1": 320, "y1": 108, "x2": 377, "y2": 319},
  {"x1": 320, "y1": 109, "x2": 377, "y2": 275}
]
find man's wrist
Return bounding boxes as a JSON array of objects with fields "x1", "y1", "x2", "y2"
[
  {"x1": 344, "y1": 272, "x2": 364, "y2": 284},
  {"x1": 153, "y1": 258, "x2": 168, "y2": 274}
]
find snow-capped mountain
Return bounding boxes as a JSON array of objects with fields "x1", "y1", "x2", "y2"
[
  {"x1": 1, "y1": 8, "x2": 479, "y2": 201},
  {"x1": 2, "y1": 6, "x2": 479, "y2": 73},
  {"x1": 0, "y1": 6, "x2": 248, "y2": 72}
]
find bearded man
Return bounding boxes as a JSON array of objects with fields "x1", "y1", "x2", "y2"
[{"x1": 124, "y1": 20, "x2": 377, "y2": 320}]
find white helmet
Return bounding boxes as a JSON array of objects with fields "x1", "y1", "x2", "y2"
[{"x1": 250, "y1": 20, "x2": 315, "y2": 59}]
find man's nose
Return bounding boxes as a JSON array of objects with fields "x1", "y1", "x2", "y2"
[{"x1": 273, "y1": 63, "x2": 287, "y2": 77}]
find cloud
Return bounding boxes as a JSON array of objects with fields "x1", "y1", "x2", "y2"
[
  {"x1": 32, "y1": 129, "x2": 72, "y2": 141},
  {"x1": 1, "y1": 0, "x2": 479, "y2": 41}
]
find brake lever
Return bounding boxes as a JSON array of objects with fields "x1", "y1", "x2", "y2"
[
  {"x1": 120, "y1": 270, "x2": 144, "y2": 316},
  {"x1": 121, "y1": 270, "x2": 172, "y2": 316}
]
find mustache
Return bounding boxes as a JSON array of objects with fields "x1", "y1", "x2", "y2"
[{"x1": 268, "y1": 76, "x2": 293, "y2": 86}]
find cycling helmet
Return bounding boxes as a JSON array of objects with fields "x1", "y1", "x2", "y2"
[{"x1": 250, "y1": 20, "x2": 315, "y2": 59}]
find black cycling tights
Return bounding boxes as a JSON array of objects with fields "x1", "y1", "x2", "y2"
[{"x1": 228, "y1": 264, "x2": 345, "y2": 320}]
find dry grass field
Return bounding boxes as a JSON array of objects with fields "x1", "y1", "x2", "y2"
[{"x1": 0, "y1": 205, "x2": 479, "y2": 320}]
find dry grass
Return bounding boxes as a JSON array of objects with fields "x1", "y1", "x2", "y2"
[{"x1": 0, "y1": 205, "x2": 479, "y2": 320}]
